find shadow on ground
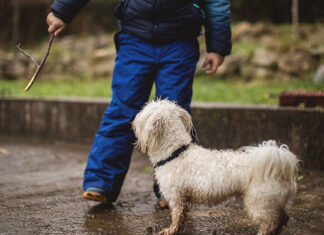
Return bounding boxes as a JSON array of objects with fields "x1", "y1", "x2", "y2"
[{"x1": 0, "y1": 136, "x2": 323, "y2": 234}]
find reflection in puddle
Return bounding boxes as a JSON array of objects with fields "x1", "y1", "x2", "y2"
[{"x1": 83, "y1": 184, "x2": 324, "y2": 235}]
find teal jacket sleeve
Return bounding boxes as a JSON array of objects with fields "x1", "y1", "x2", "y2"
[
  {"x1": 51, "y1": 0, "x2": 89, "y2": 23},
  {"x1": 202, "y1": 0, "x2": 232, "y2": 56}
]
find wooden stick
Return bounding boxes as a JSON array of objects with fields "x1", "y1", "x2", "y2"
[
  {"x1": 16, "y1": 34, "x2": 55, "y2": 91},
  {"x1": 16, "y1": 43, "x2": 39, "y2": 66}
]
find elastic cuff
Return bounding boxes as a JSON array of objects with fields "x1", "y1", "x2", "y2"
[
  {"x1": 50, "y1": 0, "x2": 89, "y2": 23},
  {"x1": 51, "y1": 10, "x2": 70, "y2": 23},
  {"x1": 206, "y1": 39, "x2": 232, "y2": 57}
]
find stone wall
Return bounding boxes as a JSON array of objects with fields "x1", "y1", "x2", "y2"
[
  {"x1": 3, "y1": 23, "x2": 324, "y2": 81},
  {"x1": 0, "y1": 97, "x2": 323, "y2": 170}
]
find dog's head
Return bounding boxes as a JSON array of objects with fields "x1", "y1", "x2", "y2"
[{"x1": 132, "y1": 100, "x2": 193, "y2": 155}]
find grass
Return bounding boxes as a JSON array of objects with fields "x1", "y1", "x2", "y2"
[
  {"x1": 193, "y1": 75, "x2": 324, "y2": 104},
  {"x1": 232, "y1": 41, "x2": 264, "y2": 56},
  {"x1": 1, "y1": 74, "x2": 323, "y2": 105},
  {"x1": 0, "y1": 76, "x2": 113, "y2": 98}
]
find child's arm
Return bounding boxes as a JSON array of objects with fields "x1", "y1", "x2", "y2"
[
  {"x1": 201, "y1": 0, "x2": 231, "y2": 74},
  {"x1": 51, "y1": 0, "x2": 89, "y2": 23},
  {"x1": 47, "y1": 0, "x2": 89, "y2": 36},
  {"x1": 202, "y1": 0, "x2": 231, "y2": 56}
]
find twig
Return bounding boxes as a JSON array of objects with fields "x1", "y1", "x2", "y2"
[
  {"x1": 16, "y1": 34, "x2": 55, "y2": 91},
  {"x1": 16, "y1": 43, "x2": 38, "y2": 66}
]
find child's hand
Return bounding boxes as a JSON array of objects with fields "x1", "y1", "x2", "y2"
[
  {"x1": 47, "y1": 13, "x2": 67, "y2": 37},
  {"x1": 202, "y1": 52, "x2": 224, "y2": 74}
]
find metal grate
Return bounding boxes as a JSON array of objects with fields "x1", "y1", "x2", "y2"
[{"x1": 279, "y1": 90, "x2": 324, "y2": 107}]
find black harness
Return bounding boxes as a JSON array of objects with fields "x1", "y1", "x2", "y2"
[{"x1": 153, "y1": 144, "x2": 190, "y2": 169}]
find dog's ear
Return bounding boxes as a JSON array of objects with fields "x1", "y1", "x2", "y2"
[
  {"x1": 178, "y1": 108, "x2": 193, "y2": 133},
  {"x1": 135, "y1": 114, "x2": 167, "y2": 153},
  {"x1": 146, "y1": 115, "x2": 166, "y2": 152}
]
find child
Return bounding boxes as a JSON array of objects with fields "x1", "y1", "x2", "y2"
[{"x1": 47, "y1": 0, "x2": 231, "y2": 205}]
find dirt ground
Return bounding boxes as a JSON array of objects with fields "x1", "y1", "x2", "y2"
[{"x1": 0, "y1": 136, "x2": 323, "y2": 235}]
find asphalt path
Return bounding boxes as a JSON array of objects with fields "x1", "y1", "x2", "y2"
[{"x1": 0, "y1": 136, "x2": 323, "y2": 234}]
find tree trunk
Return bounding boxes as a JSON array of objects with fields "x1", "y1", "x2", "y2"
[
  {"x1": 292, "y1": 0, "x2": 299, "y2": 37},
  {"x1": 13, "y1": 0, "x2": 20, "y2": 54}
]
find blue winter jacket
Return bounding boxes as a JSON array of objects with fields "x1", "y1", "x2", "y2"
[{"x1": 51, "y1": 0, "x2": 231, "y2": 56}]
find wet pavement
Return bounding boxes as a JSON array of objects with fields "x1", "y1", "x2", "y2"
[{"x1": 0, "y1": 136, "x2": 323, "y2": 235}]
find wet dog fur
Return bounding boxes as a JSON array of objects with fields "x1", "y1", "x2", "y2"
[{"x1": 132, "y1": 100, "x2": 299, "y2": 235}]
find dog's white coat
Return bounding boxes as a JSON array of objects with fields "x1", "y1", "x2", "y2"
[{"x1": 132, "y1": 100, "x2": 299, "y2": 235}]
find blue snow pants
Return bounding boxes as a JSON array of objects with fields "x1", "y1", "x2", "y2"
[{"x1": 83, "y1": 32, "x2": 199, "y2": 202}]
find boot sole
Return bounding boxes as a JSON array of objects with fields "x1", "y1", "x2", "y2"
[{"x1": 82, "y1": 191, "x2": 108, "y2": 203}]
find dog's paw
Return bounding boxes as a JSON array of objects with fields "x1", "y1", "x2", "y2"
[{"x1": 158, "y1": 227, "x2": 177, "y2": 235}]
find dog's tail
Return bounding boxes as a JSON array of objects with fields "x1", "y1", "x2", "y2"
[{"x1": 242, "y1": 140, "x2": 299, "y2": 188}]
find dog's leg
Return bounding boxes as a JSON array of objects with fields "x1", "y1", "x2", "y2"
[
  {"x1": 245, "y1": 184, "x2": 292, "y2": 235},
  {"x1": 256, "y1": 210, "x2": 289, "y2": 235},
  {"x1": 270, "y1": 210, "x2": 289, "y2": 235},
  {"x1": 159, "y1": 198, "x2": 187, "y2": 235}
]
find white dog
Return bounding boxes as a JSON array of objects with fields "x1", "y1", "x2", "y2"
[{"x1": 132, "y1": 100, "x2": 299, "y2": 235}]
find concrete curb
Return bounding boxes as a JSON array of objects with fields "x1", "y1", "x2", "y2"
[{"x1": 1, "y1": 96, "x2": 323, "y2": 170}]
